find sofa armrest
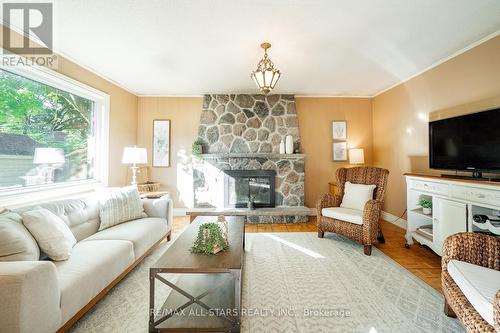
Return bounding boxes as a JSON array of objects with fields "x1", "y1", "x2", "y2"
[
  {"x1": 142, "y1": 196, "x2": 173, "y2": 229},
  {"x1": 0, "y1": 261, "x2": 61, "y2": 333}
]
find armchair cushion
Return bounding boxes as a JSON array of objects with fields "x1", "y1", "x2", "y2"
[
  {"x1": 340, "y1": 181, "x2": 376, "y2": 211},
  {"x1": 321, "y1": 207, "x2": 363, "y2": 225},
  {"x1": 448, "y1": 259, "x2": 500, "y2": 326}
]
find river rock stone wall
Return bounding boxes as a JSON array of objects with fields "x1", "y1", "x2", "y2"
[{"x1": 197, "y1": 94, "x2": 299, "y2": 153}]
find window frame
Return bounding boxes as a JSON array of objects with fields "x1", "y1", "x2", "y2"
[{"x1": 0, "y1": 64, "x2": 110, "y2": 207}]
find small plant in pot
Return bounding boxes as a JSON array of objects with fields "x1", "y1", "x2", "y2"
[
  {"x1": 192, "y1": 139, "x2": 204, "y2": 159},
  {"x1": 418, "y1": 198, "x2": 432, "y2": 215},
  {"x1": 191, "y1": 223, "x2": 229, "y2": 255}
]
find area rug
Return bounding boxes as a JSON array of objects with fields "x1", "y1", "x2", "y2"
[{"x1": 69, "y1": 232, "x2": 464, "y2": 333}]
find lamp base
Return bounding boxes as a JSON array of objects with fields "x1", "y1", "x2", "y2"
[{"x1": 130, "y1": 165, "x2": 139, "y2": 185}]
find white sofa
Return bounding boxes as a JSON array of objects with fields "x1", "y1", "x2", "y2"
[{"x1": 0, "y1": 195, "x2": 172, "y2": 333}]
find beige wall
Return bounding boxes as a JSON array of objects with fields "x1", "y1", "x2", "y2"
[
  {"x1": 137, "y1": 96, "x2": 373, "y2": 208},
  {"x1": 0, "y1": 25, "x2": 138, "y2": 187},
  {"x1": 372, "y1": 35, "x2": 500, "y2": 216},
  {"x1": 296, "y1": 98, "x2": 373, "y2": 207},
  {"x1": 137, "y1": 97, "x2": 203, "y2": 207},
  {"x1": 55, "y1": 57, "x2": 138, "y2": 186}
]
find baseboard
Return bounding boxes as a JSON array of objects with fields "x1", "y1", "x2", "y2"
[
  {"x1": 173, "y1": 208, "x2": 188, "y2": 216},
  {"x1": 382, "y1": 211, "x2": 407, "y2": 230}
]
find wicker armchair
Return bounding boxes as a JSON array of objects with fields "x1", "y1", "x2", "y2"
[
  {"x1": 316, "y1": 167, "x2": 389, "y2": 255},
  {"x1": 442, "y1": 232, "x2": 500, "y2": 332}
]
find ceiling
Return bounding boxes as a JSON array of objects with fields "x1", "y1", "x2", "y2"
[{"x1": 49, "y1": 1, "x2": 500, "y2": 95}]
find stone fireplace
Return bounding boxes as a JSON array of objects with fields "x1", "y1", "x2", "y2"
[{"x1": 193, "y1": 94, "x2": 306, "y2": 223}]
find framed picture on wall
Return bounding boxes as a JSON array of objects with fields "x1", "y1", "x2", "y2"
[
  {"x1": 152, "y1": 119, "x2": 170, "y2": 167},
  {"x1": 332, "y1": 120, "x2": 347, "y2": 140},
  {"x1": 333, "y1": 142, "x2": 347, "y2": 161}
]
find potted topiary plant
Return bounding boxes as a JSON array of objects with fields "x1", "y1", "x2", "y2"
[
  {"x1": 191, "y1": 222, "x2": 229, "y2": 255},
  {"x1": 192, "y1": 139, "x2": 204, "y2": 159},
  {"x1": 418, "y1": 198, "x2": 432, "y2": 215}
]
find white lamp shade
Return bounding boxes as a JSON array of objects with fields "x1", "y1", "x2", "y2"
[
  {"x1": 349, "y1": 148, "x2": 365, "y2": 164},
  {"x1": 33, "y1": 148, "x2": 65, "y2": 164},
  {"x1": 122, "y1": 147, "x2": 147, "y2": 164}
]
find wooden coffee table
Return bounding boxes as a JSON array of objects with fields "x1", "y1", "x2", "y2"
[{"x1": 149, "y1": 216, "x2": 245, "y2": 333}]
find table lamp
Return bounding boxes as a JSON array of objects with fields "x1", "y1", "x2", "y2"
[
  {"x1": 122, "y1": 146, "x2": 147, "y2": 185},
  {"x1": 349, "y1": 148, "x2": 365, "y2": 165}
]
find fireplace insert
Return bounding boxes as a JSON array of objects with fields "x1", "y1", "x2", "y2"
[{"x1": 224, "y1": 170, "x2": 276, "y2": 208}]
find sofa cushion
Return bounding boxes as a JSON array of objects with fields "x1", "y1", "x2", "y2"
[
  {"x1": 98, "y1": 186, "x2": 146, "y2": 231},
  {"x1": 14, "y1": 197, "x2": 100, "y2": 242},
  {"x1": 21, "y1": 208, "x2": 77, "y2": 261},
  {"x1": 54, "y1": 240, "x2": 134, "y2": 323},
  {"x1": 447, "y1": 259, "x2": 500, "y2": 326},
  {"x1": 340, "y1": 181, "x2": 376, "y2": 211},
  {"x1": 82, "y1": 217, "x2": 168, "y2": 259},
  {"x1": 321, "y1": 207, "x2": 363, "y2": 225},
  {"x1": 0, "y1": 211, "x2": 40, "y2": 261}
]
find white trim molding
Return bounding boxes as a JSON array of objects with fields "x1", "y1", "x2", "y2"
[
  {"x1": 0, "y1": 180, "x2": 101, "y2": 208},
  {"x1": 382, "y1": 210, "x2": 407, "y2": 230}
]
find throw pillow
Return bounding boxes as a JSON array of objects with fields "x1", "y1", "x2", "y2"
[
  {"x1": 98, "y1": 185, "x2": 146, "y2": 231},
  {"x1": 340, "y1": 181, "x2": 376, "y2": 211},
  {"x1": 0, "y1": 210, "x2": 40, "y2": 261},
  {"x1": 21, "y1": 208, "x2": 76, "y2": 261}
]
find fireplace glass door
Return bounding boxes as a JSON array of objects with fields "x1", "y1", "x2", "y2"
[{"x1": 224, "y1": 170, "x2": 276, "y2": 208}]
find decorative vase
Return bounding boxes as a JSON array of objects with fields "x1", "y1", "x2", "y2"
[
  {"x1": 279, "y1": 140, "x2": 285, "y2": 154},
  {"x1": 423, "y1": 207, "x2": 432, "y2": 215},
  {"x1": 285, "y1": 135, "x2": 293, "y2": 154}
]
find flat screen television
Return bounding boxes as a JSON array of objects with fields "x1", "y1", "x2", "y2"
[{"x1": 429, "y1": 108, "x2": 500, "y2": 178}]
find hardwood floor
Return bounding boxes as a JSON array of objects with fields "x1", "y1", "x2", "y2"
[{"x1": 172, "y1": 216, "x2": 442, "y2": 292}]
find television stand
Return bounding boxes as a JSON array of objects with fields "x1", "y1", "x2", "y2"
[
  {"x1": 441, "y1": 172, "x2": 500, "y2": 183},
  {"x1": 404, "y1": 174, "x2": 500, "y2": 256}
]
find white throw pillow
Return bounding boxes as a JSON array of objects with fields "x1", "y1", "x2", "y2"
[
  {"x1": 0, "y1": 210, "x2": 40, "y2": 261},
  {"x1": 21, "y1": 208, "x2": 76, "y2": 261},
  {"x1": 98, "y1": 185, "x2": 146, "y2": 231},
  {"x1": 340, "y1": 181, "x2": 376, "y2": 211}
]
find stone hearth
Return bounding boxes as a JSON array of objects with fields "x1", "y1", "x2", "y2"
[{"x1": 193, "y1": 94, "x2": 306, "y2": 223}]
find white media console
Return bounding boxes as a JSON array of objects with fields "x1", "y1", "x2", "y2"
[{"x1": 405, "y1": 173, "x2": 500, "y2": 256}]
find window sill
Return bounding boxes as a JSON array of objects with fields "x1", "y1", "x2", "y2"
[{"x1": 0, "y1": 180, "x2": 104, "y2": 208}]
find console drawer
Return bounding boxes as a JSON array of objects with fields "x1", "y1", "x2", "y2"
[
  {"x1": 451, "y1": 185, "x2": 500, "y2": 207},
  {"x1": 409, "y1": 179, "x2": 449, "y2": 195}
]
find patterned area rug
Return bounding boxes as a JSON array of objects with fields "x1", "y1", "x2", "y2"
[{"x1": 70, "y1": 232, "x2": 464, "y2": 333}]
